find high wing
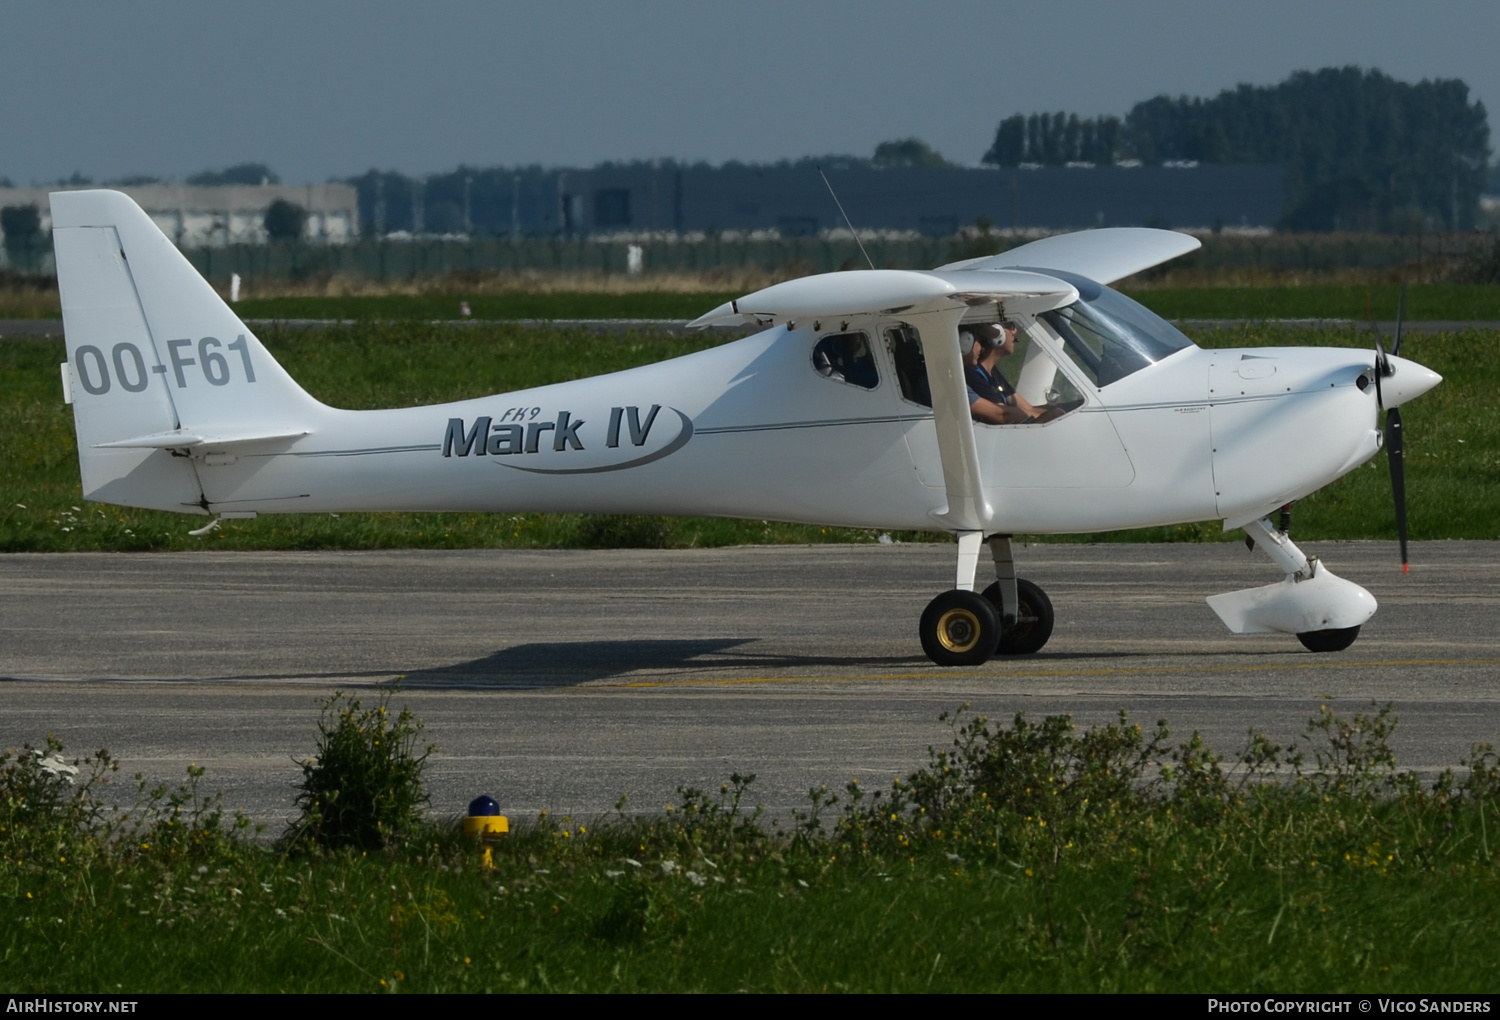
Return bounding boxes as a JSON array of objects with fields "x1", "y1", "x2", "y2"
[
  {"x1": 936, "y1": 227, "x2": 1201, "y2": 284},
  {"x1": 686, "y1": 268, "x2": 1077, "y2": 328}
]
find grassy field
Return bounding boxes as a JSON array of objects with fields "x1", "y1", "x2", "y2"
[
  {"x1": 2, "y1": 321, "x2": 1496, "y2": 552},
  {"x1": 7, "y1": 282, "x2": 1500, "y2": 323},
  {"x1": 1126, "y1": 284, "x2": 1500, "y2": 322},
  {"x1": 235, "y1": 284, "x2": 1500, "y2": 323},
  {"x1": 231, "y1": 291, "x2": 743, "y2": 322},
  {"x1": 3, "y1": 702, "x2": 1497, "y2": 992}
]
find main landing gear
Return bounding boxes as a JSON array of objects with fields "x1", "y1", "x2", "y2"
[{"x1": 918, "y1": 533, "x2": 1056, "y2": 667}]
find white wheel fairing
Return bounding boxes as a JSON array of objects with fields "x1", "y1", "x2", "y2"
[{"x1": 1206, "y1": 564, "x2": 1378, "y2": 636}]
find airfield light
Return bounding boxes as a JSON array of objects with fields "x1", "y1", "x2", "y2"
[{"x1": 463, "y1": 795, "x2": 509, "y2": 868}]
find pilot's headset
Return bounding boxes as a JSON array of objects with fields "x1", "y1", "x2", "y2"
[{"x1": 963, "y1": 323, "x2": 1002, "y2": 352}]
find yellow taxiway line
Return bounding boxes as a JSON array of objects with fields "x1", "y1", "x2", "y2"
[{"x1": 610, "y1": 657, "x2": 1500, "y2": 689}]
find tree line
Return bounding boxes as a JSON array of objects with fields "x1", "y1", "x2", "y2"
[
  {"x1": 4, "y1": 68, "x2": 1491, "y2": 237},
  {"x1": 983, "y1": 67, "x2": 1492, "y2": 232}
]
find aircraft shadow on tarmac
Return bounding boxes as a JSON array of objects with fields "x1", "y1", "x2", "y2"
[
  {"x1": 390, "y1": 640, "x2": 1329, "y2": 689},
  {"x1": 10, "y1": 642, "x2": 1330, "y2": 687},
  {"x1": 0, "y1": 640, "x2": 1337, "y2": 688},
  {"x1": 398, "y1": 638, "x2": 931, "y2": 688}
]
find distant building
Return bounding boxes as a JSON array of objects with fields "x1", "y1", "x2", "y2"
[
  {"x1": 568, "y1": 162, "x2": 1285, "y2": 238},
  {"x1": 0, "y1": 183, "x2": 359, "y2": 256},
  {"x1": 361, "y1": 163, "x2": 1286, "y2": 240}
]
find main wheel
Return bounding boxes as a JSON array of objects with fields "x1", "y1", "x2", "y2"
[
  {"x1": 919, "y1": 590, "x2": 1000, "y2": 667},
  {"x1": 981, "y1": 578, "x2": 1055, "y2": 655},
  {"x1": 1297, "y1": 625, "x2": 1360, "y2": 653}
]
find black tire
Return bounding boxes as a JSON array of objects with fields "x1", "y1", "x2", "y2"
[
  {"x1": 919, "y1": 590, "x2": 1000, "y2": 667},
  {"x1": 1297, "y1": 625, "x2": 1360, "y2": 653},
  {"x1": 981, "y1": 578, "x2": 1055, "y2": 655}
]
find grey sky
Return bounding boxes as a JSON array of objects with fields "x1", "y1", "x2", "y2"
[{"x1": 3, "y1": 0, "x2": 1497, "y2": 185}]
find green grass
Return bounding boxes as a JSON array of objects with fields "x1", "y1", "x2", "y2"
[
  {"x1": 3, "y1": 322, "x2": 1497, "y2": 552},
  {"x1": 151, "y1": 284, "x2": 1500, "y2": 324},
  {"x1": 4, "y1": 705, "x2": 1498, "y2": 992},
  {"x1": 233, "y1": 292, "x2": 739, "y2": 322},
  {"x1": 13, "y1": 284, "x2": 1500, "y2": 324},
  {"x1": 1125, "y1": 284, "x2": 1500, "y2": 322}
]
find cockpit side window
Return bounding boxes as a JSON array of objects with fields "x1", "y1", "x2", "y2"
[
  {"x1": 811, "y1": 332, "x2": 879, "y2": 390},
  {"x1": 884, "y1": 325, "x2": 931, "y2": 407},
  {"x1": 1010, "y1": 323, "x2": 1086, "y2": 412}
]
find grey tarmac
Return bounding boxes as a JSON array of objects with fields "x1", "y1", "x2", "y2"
[{"x1": 1, "y1": 541, "x2": 1497, "y2": 830}]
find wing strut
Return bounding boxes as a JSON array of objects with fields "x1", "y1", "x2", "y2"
[{"x1": 907, "y1": 307, "x2": 993, "y2": 534}]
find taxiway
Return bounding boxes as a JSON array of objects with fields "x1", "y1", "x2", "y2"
[{"x1": 2, "y1": 542, "x2": 1496, "y2": 827}]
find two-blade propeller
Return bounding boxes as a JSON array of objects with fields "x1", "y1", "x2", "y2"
[{"x1": 1372, "y1": 286, "x2": 1409, "y2": 574}]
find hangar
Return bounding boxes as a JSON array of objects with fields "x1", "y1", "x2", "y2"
[{"x1": 0, "y1": 183, "x2": 359, "y2": 270}]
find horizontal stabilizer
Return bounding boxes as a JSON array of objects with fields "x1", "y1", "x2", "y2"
[{"x1": 95, "y1": 428, "x2": 310, "y2": 450}]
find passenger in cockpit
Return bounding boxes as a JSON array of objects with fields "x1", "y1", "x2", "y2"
[
  {"x1": 814, "y1": 332, "x2": 879, "y2": 389},
  {"x1": 963, "y1": 322, "x2": 1042, "y2": 424}
]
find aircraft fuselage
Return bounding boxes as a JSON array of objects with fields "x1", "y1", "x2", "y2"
[{"x1": 99, "y1": 323, "x2": 1386, "y2": 537}]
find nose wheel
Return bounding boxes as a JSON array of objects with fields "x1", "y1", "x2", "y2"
[
  {"x1": 919, "y1": 590, "x2": 1000, "y2": 667},
  {"x1": 1297, "y1": 625, "x2": 1361, "y2": 653}
]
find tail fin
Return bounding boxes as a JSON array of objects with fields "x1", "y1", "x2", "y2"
[{"x1": 51, "y1": 190, "x2": 326, "y2": 512}]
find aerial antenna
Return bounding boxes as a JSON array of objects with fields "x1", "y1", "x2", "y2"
[{"x1": 817, "y1": 165, "x2": 875, "y2": 270}]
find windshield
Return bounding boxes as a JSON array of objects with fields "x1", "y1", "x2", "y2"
[{"x1": 1036, "y1": 270, "x2": 1196, "y2": 387}]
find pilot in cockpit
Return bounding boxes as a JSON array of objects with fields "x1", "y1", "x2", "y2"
[{"x1": 963, "y1": 321, "x2": 1043, "y2": 424}]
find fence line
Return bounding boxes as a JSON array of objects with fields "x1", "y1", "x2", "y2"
[{"x1": 2, "y1": 231, "x2": 1491, "y2": 283}]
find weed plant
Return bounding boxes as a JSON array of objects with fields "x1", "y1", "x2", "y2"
[
  {"x1": 284, "y1": 692, "x2": 432, "y2": 854},
  {"x1": 2, "y1": 321, "x2": 1497, "y2": 551},
  {"x1": 2, "y1": 704, "x2": 1498, "y2": 992}
]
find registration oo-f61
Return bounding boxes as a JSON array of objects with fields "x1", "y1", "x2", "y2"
[{"x1": 51, "y1": 190, "x2": 1440, "y2": 666}]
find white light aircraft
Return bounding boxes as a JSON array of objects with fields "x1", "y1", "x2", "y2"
[{"x1": 51, "y1": 190, "x2": 1441, "y2": 666}]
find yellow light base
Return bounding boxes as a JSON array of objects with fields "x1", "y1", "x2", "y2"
[{"x1": 462, "y1": 815, "x2": 510, "y2": 838}]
